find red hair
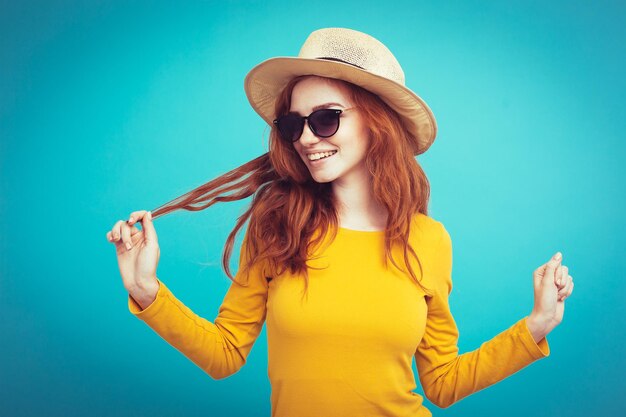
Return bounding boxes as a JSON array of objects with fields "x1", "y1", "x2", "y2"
[{"x1": 150, "y1": 75, "x2": 432, "y2": 298}]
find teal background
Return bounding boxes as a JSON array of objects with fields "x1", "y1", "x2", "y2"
[{"x1": 1, "y1": 1, "x2": 624, "y2": 416}]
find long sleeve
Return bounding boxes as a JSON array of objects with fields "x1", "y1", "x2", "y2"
[
  {"x1": 128, "y1": 233, "x2": 269, "y2": 380},
  {"x1": 414, "y1": 222, "x2": 550, "y2": 408}
]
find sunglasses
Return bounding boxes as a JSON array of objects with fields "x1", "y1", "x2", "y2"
[{"x1": 273, "y1": 108, "x2": 354, "y2": 143}]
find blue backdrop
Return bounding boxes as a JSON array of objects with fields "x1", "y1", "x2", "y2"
[{"x1": 1, "y1": 1, "x2": 624, "y2": 416}]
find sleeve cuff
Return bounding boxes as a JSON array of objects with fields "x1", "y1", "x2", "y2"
[
  {"x1": 518, "y1": 316, "x2": 550, "y2": 358},
  {"x1": 128, "y1": 279, "x2": 168, "y2": 320}
]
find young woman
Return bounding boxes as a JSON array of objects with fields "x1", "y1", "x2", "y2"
[{"x1": 106, "y1": 28, "x2": 574, "y2": 416}]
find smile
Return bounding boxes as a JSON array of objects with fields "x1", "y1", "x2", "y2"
[{"x1": 307, "y1": 150, "x2": 338, "y2": 161}]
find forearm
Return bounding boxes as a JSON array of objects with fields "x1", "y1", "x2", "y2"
[
  {"x1": 418, "y1": 317, "x2": 550, "y2": 408},
  {"x1": 128, "y1": 280, "x2": 248, "y2": 379},
  {"x1": 128, "y1": 278, "x2": 268, "y2": 380}
]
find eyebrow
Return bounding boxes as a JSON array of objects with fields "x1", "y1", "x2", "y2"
[{"x1": 289, "y1": 102, "x2": 345, "y2": 115}]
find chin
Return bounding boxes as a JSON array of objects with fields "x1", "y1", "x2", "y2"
[
  {"x1": 309, "y1": 173, "x2": 336, "y2": 183},
  {"x1": 308, "y1": 167, "x2": 342, "y2": 183}
]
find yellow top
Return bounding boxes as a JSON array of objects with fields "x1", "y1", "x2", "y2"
[{"x1": 129, "y1": 213, "x2": 550, "y2": 416}]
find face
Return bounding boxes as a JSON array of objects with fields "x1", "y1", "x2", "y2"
[{"x1": 289, "y1": 76, "x2": 370, "y2": 186}]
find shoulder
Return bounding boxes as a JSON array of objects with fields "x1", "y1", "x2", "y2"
[{"x1": 411, "y1": 212, "x2": 451, "y2": 247}]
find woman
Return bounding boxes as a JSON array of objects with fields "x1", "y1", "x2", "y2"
[{"x1": 106, "y1": 28, "x2": 574, "y2": 416}]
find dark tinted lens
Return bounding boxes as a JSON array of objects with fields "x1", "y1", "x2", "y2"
[
  {"x1": 310, "y1": 109, "x2": 340, "y2": 137},
  {"x1": 277, "y1": 114, "x2": 304, "y2": 142}
]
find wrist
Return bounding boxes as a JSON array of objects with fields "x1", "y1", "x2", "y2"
[
  {"x1": 129, "y1": 278, "x2": 160, "y2": 310},
  {"x1": 526, "y1": 314, "x2": 550, "y2": 343}
]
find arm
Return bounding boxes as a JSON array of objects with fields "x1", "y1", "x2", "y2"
[
  {"x1": 128, "y1": 233, "x2": 269, "y2": 380},
  {"x1": 414, "y1": 223, "x2": 550, "y2": 408}
]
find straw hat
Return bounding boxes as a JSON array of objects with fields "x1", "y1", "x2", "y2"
[{"x1": 244, "y1": 27, "x2": 437, "y2": 155}]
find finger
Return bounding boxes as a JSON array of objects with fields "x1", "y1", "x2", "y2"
[
  {"x1": 558, "y1": 276, "x2": 572, "y2": 298},
  {"x1": 554, "y1": 265, "x2": 563, "y2": 286},
  {"x1": 120, "y1": 222, "x2": 133, "y2": 250},
  {"x1": 127, "y1": 210, "x2": 148, "y2": 226},
  {"x1": 112, "y1": 220, "x2": 126, "y2": 242},
  {"x1": 559, "y1": 266, "x2": 569, "y2": 287},
  {"x1": 559, "y1": 277, "x2": 574, "y2": 299},
  {"x1": 559, "y1": 277, "x2": 574, "y2": 301},
  {"x1": 141, "y1": 211, "x2": 158, "y2": 245},
  {"x1": 106, "y1": 229, "x2": 130, "y2": 243},
  {"x1": 555, "y1": 265, "x2": 567, "y2": 288},
  {"x1": 545, "y1": 252, "x2": 562, "y2": 283}
]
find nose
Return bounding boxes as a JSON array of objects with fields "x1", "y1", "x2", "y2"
[{"x1": 297, "y1": 121, "x2": 321, "y2": 146}]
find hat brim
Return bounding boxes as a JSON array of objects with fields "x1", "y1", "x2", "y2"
[{"x1": 244, "y1": 57, "x2": 437, "y2": 155}]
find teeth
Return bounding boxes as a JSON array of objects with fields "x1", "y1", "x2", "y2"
[{"x1": 307, "y1": 150, "x2": 337, "y2": 161}]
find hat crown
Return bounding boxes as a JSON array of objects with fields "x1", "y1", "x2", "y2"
[{"x1": 298, "y1": 28, "x2": 406, "y2": 86}]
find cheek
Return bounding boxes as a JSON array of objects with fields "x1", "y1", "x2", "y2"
[
  {"x1": 352, "y1": 136, "x2": 370, "y2": 160},
  {"x1": 292, "y1": 144, "x2": 305, "y2": 159}
]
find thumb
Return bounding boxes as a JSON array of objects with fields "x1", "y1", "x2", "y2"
[
  {"x1": 142, "y1": 211, "x2": 158, "y2": 245},
  {"x1": 543, "y1": 252, "x2": 562, "y2": 283}
]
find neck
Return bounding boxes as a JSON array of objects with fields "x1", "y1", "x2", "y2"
[{"x1": 332, "y1": 174, "x2": 388, "y2": 231}]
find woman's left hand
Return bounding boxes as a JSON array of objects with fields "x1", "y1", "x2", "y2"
[{"x1": 526, "y1": 252, "x2": 574, "y2": 342}]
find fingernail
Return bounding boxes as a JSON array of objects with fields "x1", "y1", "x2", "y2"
[
  {"x1": 126, "y1": 242, "x2": 132, "y2": 250},
  {"x1": 128, "y1": 216, "x2": 134, "y2": 223},
  {"x1": 554, "y1": 252, "x2": 562, "y2": 261}
]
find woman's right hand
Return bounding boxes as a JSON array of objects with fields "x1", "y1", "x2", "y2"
[{"x1": 106, "y1": 210, "x2": 160, "y2": 310}]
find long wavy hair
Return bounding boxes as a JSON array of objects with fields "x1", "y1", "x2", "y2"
[{"x1": 149, "y1": 75, "x2": 433, "y2": 299}]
